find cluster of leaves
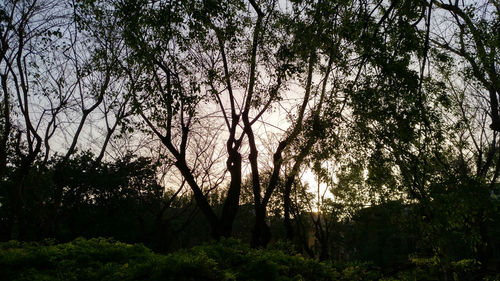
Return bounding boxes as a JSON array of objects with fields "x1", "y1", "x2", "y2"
[
  {"x1": 342, "y1": 199, "x2": 500, "y2": 280},
  {"x1": 380, "y1": 256, "x2": 485, "y2": 281},
  {"x1": 4, "y1": 237, "x2": 492, "y2": 281},
  {"x1": 1, "y1": 238, "x2": 161, "y2": 281},
  {"x1": 0, "y1": 152, "x2": 168, "y2": 244},
  {"x1": 0, "y1": 237, "x2": 341, "y2": 281}
]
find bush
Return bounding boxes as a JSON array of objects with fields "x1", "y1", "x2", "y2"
[
  {"x1": 0, "y1": 238, "x2": 339, "y2": 281},
  {"x1": 0, "y1": 238, "x2": 160, "y2": 281}
]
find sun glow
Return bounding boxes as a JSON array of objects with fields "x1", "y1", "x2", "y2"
[{"x1": 300, "y1": 168, "x2": 333, "y2": 213}]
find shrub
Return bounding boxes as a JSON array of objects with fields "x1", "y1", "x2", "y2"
[{"x1": 0, "y1": 238, "x2": 339, "y2": 281}]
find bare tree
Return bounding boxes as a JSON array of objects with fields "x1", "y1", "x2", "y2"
[{"x1": 0, "y1": 0, "x2": 127, "y2": 239}]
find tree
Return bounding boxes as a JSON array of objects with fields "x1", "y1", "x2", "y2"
[
  {"x1": 328, "y1": 0, "x2": 500, "y2": 275},
  {"x1": 432, "y1": 1, "x2": 500, "y2": 132},
  {"x1": 116, "y1": 0, "x2": 342, "y2": 245},
  {"x1": 0, "y1": 0, "x2": 127, "y2": 239},
  {"x1": 0, "y1": 3, "x2": 10, "y2": 180},
  {"x1": 428, "y1": 0, "x2": 500, "y2": 271}
]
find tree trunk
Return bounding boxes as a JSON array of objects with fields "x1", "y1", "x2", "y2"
[
  {"x1": 283, "y1": 176, "x2": 294, "y2": 240},
  {"x1": 251, "y1": 205, "x2": 271, "y2": 248},
  {"x1": 0, "y1": 74, "x2": 11, "y2": 180},
  {"x1": 478, "y1": 210, "x2": 491, "y2": 273},
  {"x1": 219, "y1": 150, "x2": 242, "y2": 238},
  {"x1": 10, "y1": 159, "x2": 33, "y2": 240}
]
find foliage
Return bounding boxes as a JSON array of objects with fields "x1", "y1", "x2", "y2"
[
  {"x1": 0, "y1": 152, "x2": 202, "y2": 251},
  {"x1": 0, "y1": 237, "x2": 160, "y2": 281},
  {"x1": 5, "y1": 237, "x2": 495, "y2": 281},
  {"x1": 378, "y1": 257, "x2": 483, "y2": 281},
  {"x1": 329, "y1": 261, "x2": 382, "y2": 281},
  {"x1": 0, "y1": 238, "x2": 341, "y2": 281},
  {"x1": 1, "y1": 0, "x2": 500, "y2": 278},
  {"x1": 344, "y1": 201, "x2": 415, "y2": 268}
]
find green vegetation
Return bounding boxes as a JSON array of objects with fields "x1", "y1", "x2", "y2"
[
  {"x1": 0, "y1": 238, "x2": 339, "y2": 281},
  {"x1": 3, "y1": 238, "x2": 498, "y2": 280},
  {"x1": 1, "y1": 0, "x2": 500, "y2": 279}
]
